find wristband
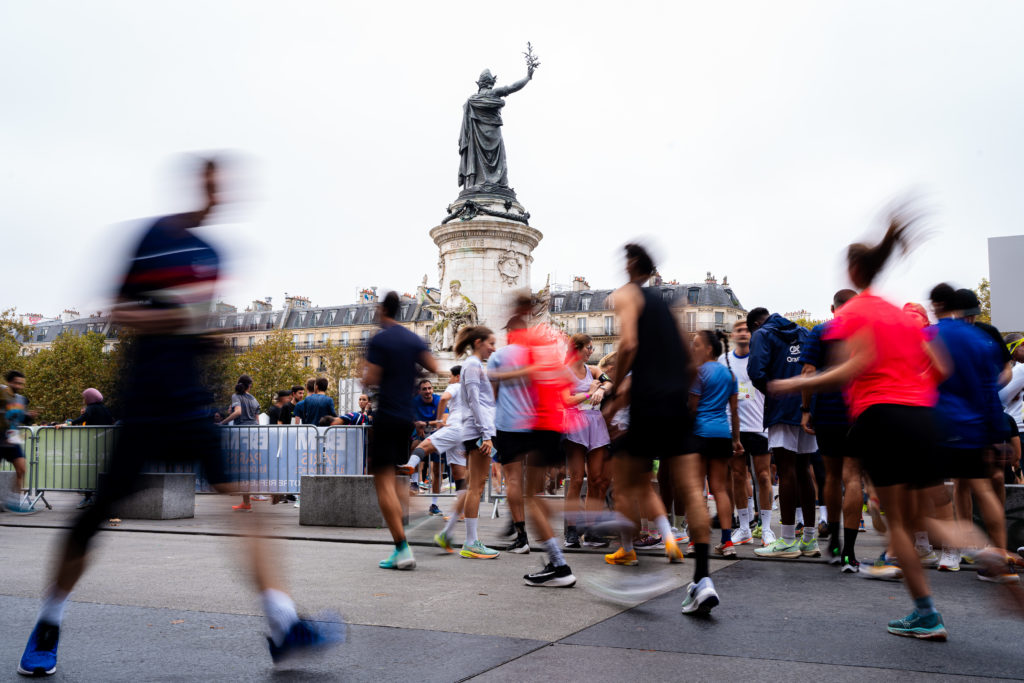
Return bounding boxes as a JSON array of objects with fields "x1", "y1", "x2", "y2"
[{"x1": 801, "y1": 407, "x2": 811, "y2": 413}]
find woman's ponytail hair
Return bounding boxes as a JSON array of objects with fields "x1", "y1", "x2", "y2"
[
  {"x1": 847, "y1": 202, "x2": 925, "y2": 289},
  {"x1": 698, "y1": 329, "x2": 726, "y2": 359},
  {"x1": 454, "y1": 326, "x2": 493, "y2": 357},
  {"x1": 716, "y1": 329, "x2": 733, "y2": 377}
]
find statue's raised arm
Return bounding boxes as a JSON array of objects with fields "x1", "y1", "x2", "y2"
[{"x1": 457, "y1": 43, "x2": 540, "y2": 191}]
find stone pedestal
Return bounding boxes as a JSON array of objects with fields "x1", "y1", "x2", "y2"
[
  {"x1": 430, "y1": 188, "x2": 542, "y2": 340},
  {"x1": 299, "y1": 475, "x2": 409, "y2": 527},
  {"x1": 103, "y1": 473, "x2": 196, "y2": 520},
  {"x1": 0, "y1": 471, "x2": 15, "y2": 504}
]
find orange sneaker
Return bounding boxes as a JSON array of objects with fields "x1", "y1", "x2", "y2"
[
  {"x1": 605, "y1": 547, "x2": 639, "y2": 566},
  {"x1": 232, "y1": 503, "x2": 251, "y2": 511},
  {"x1": 665, "y1": 538, "x2": 685, "y2": 564}
]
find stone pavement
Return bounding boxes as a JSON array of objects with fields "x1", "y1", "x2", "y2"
[{"x1": 0, "y1": 493, "x2": 1019, "y2": 681}]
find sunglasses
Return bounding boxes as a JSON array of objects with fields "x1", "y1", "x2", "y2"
[{"x1": 1008, "y1": 338, "x2": 1024, "y2": 356}]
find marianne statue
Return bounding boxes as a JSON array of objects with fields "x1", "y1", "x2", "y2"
[{"x1": 458, "y1": 44, "x2": 540, "y2": 192}]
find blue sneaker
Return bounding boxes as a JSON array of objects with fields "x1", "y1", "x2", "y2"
[
  {"x1": 428, "y1": 504, "x2": 443, "y2": 516},
  {"x1": 378, "y1": 544, "x2": 416, "y2": 569},
  {"x1": 267, "y1": 613, "x2": 345, "y2": 664},
  {"x1": 18, "y1": 621, "x2": 59, "y2": 676},
  {"x1": 886, "y1": 610, "x2": 947, "y2": 641}
]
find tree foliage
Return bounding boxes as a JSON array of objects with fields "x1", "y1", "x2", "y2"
[
  {"x1": 233, "y1": 331, "x2": 307, "y2": 409},
  {"x1": 0, "y1": 308, "x2": 30, "y2": 382},
  {"x1": 975, "y1": 277, "x2": 991, "y2": 325},
  {"x1": 790, "y1": 317, "x2": 825, "y2": 331},
  {"x1": 23, "y1": 332, "x2": 116, "y2": 423}
]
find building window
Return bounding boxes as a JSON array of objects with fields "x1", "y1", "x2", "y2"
[
  {"x1": 341, "y1": 331, "x2": 349, "y2": 346},
  {"x1": 306, "y1": 333, "x2": 314, "y2": 346},
  {"x1": 236, "y1": 315, "x2": 244, "y2": 327},
  {"x1": 231, "y1": 337, "x2": 237, "y2": 347},
  {"x1": 581, "y1": 295, "x2": 591, "y2": 311},
  {"x1": 576, "y1": 317, "x2": 587, "y2": 334},
  {"x1": 303, "y1": 356, "x2": 310, "y2": 367},
  {"x1": 248, "y1": 336, "x2": 255, "y2": 347},
  {"x1": 686, "y1": 311, "x2": 696, "y2": 333},
  {"x1": 361, "y1": 330, "x2": 370, "y2": 342},
  {"x1": 552, "y1": 296, "x2": 564, "y2": 312},
  {"x1": 219, "y1": 317, "x2": 226, "y2": 327},
  {"x1": 344, "y1": 309, "x2": 355, "y2": 324},
  {"x1": 687, "y1": 288, "x2": 700, "y2": 305},
  {"x1": 715, "y1": 311, "x2": 725, "y2": 330},
  {"x1": 321, "y1": 332, "x2": 329, "y2": 345},
  {"x1": 604, "y1": 316, "x2": 614, "y2": 336},
  {"x1": 603, "y1": 342, "x2": 614, "y2": 355},
  {"x1": 400, "y1": 304, "x2": 410, "y2": 319},
  {"x1": 292, "y1": 334, "x2": 299, "y2": 345},
  {"x1": 662, "y1": 289, "x2": 673, "y2": 302}
]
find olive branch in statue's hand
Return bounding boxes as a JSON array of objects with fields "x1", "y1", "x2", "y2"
[{"x1": 524, "y1": 42, "x2": 541, "y2": 76}]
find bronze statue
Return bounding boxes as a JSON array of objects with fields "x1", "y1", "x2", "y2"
[{"x1": 458, "y1": 44, "x2": 540, "y2": 192}]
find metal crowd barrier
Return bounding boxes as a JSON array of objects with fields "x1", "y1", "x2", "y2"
[{"x1": 4, "y1": 424, "x2": 372, "y2": 505}]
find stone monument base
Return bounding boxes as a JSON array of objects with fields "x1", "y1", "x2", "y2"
[{"x1": 299, "y1": 474, "x2": 409, "y2": 527}]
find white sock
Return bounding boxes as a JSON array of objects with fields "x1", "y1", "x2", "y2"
[
  {"x1": 795, "y1": 509, "x2": 804, "y2": 526},
  {"x1": 431, "y1": 496, "x2": 439, "y2": 506},
  {"x1": 37, "y1": 586, "x2": 71, "y2": 626},
  {"x1": 411, "y1": 472, "x2": 419, "y2": 484},
  {"x1": 781, "y1": 523, "x2": 796, "y2": 542},
  {"x1": 443, "y1": 491, "x2": 466, "y2": 535},
  {"x1": 544, "y1": 537, "x2": 567, "y2": 567},
  {"x1": 760, "y1": 510, "x2": 772, "y2": 531},
  {"x1": 620, "y1": 530, "x2": 634, "y2": 552},
  {"x1": 261, "y1": 589, "x2": 299, "y2": 647},
  {"x1": 819, "y1": 505, "x2": 828, "y2": 523},
  {"x1": 654, "y1": 514, "x2": 672, "y2": 542},
  {"x1": 737, "y1": 508, "x2": 750, "y2": 532},
  {"x1": 747, "y1": 497, "x2": 755, "y2": 518},
  {"x1": 406, "y1": 454, "x2": 422, "y2": 470},
  {"x1": 465, "y1": 517, "x2": 479, "y2": 545},
  {"x1": 915, "y1": 532, "x2": 930, "y2": 550}
]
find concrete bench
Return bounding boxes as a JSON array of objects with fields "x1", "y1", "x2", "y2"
[
  {"x1": 299, "y1": 475, "x2": 409, "y2": 527},
  {"x1": 99, "y1": 472, "x2": 196, "y2": 520}
]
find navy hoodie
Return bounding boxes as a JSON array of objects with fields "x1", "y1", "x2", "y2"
[{"x1": 747, "y1": 313, "x2": 809, "y2": 428}]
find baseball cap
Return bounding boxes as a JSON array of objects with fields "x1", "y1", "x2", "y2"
[{"x1": 953, "y1": 288, "x2": 981, "y2": 317}]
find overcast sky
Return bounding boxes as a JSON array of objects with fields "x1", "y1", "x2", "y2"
[{"x1": 3, "y1": 1, "x2": 1023, "y2": 321}]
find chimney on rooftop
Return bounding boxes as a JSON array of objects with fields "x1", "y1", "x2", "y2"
[{"x1": 572, "y1": 276, "x2": 590, "y2": 292}]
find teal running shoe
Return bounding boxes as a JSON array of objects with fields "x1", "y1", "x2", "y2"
[
  {"x1": 887, "y1": 610, "x2": 948, "y2": 641},
  {"x1": 379, "y1": 544, "x2": 416, "y2": 570},
  {"x1": 798, "y1": 534, "x2": 821, "y2": 557},
  {"x1": 434, "y1": 531, "x2": 455, "y2": 554},
  {"x1": 754, "y1": 537, "x2": 801, "y2": 559},
  {"x1": 460, "y1": 540, "x2": 500, "y2": 559}
]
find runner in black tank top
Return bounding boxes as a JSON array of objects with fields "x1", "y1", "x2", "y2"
[{"x1": 601, "y1": 243, "x2": 720, "y2": 616}]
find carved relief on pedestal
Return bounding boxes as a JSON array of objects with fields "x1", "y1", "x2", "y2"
[{"x1": 496, "y1": 250, "x2": 523, "y2": 286}]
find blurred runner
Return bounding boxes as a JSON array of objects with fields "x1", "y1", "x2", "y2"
[{"x1": 17, "y1": 158, "x2": 341, "y2": 677}]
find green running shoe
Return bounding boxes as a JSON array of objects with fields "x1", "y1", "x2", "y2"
[
  {"x1": 460, "y1": 540, "x2": 500, "y2": 559},
  {"x1": 887, "y1": 610, "x2": 947, "y2": 641},
  {"x1": 754, "y1": 537, "x2": 802, "y2": 559},
  {"x1": 379, "y1": 544, "x2": 416, "y2": 570},
  {"x1": 799, "y1": 534, "x2": 821, "y2": 557},
  {"x1": 434, "y1": 531, "x2": 455, "y2": 554}
]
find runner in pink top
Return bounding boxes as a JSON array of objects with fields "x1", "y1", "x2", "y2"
[{"x1": 770, "y1": 201, "x2": 1020, "y2": 642}]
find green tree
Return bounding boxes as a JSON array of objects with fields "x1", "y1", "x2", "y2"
[
  {"x1": 318, "y1": 343, "x2": 360, "y2": 404},
  {"x1": 975, "y1": 277, "x2": 991, "y2": 324},
  {"x1": 0, "y1": 308, "x2": 30, "y2": 381},
  {"x1": 233, "y1": 331, "x2": 306, "y2": 409},
  {"x1": 23, "y1": 332, "x2": 115, "y2": 422},
  {"x1": 791, "y1": 316, "x2": 825, "y2": 331}
]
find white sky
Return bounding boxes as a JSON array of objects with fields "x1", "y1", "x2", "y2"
[{"x1": 2, "y1": 1, "x2": 1022, "y2": 321}]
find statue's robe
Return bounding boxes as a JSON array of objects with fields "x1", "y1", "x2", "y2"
[{"x1": 458, "y1": 94, "x2": 508, "y2": 188}]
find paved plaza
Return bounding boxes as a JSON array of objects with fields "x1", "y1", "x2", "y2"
[{"x1": 0, "y1": 493, "x2": 1019, "y2": 682}]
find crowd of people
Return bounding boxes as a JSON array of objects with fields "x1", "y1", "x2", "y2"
[
  {"x1": 7, "y1": 159, "x2": 1024, "y2": 677},
  {"x1": 361, "y1": 209, "x2": 1024, "y2": 640}
]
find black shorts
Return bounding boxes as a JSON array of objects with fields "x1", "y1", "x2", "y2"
[
  {"x1": 849, "y1": 404, "x2": 939, "y2": 489},
  {"x1": 0, "y1": 442, "x2": 25, "y2": 464},
  {"x1": 623, "y1": 411, "x2": 691, "y2": 466},
  {"x1": 526, "y1": 430, "x2": 563, "y2": 469},
  {"x1": 495, "y1": 430, "x2": 531, "y2": 465},
  {"x1": 1005, "y1": 414, "x2": 1020, "y2": 441},
  {"x1": 462, "y1": 437, "x2": 482, "y2": 454},
  {"x1": 692, "y1": 436, "x2": 732, "y2": 460},
  {"x1": 739, "y1": 432, "x2": 769, "y2": 457},
  {"x1": 369, "y1": 416, "x2": 414, "y2": 473},
  {"x1": 936, "y1": 446, "x2": 990, "y2": 480},
  {"x1": 815, "y1": 423, "x2": 852, "y2": 458}
]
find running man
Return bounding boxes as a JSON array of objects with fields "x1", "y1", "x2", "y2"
[
  {"x1": 400, "y1": 367, "x2": 464, "y2": 517},
  {"x1": 1, "y1": 370, "x2": 36, "y2": 515},
  {"x1": 363, "y1": 290, "x2": 439, "y2": 570},
  {"x1": 17, "y1": 158, "x2": 340, "y2": 677},
  {"x1": 604, "y1": 243, "x2": 719, "y2": 614}
]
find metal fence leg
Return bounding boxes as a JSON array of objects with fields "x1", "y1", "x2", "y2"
[{"x1": 26, "y1": 432, "x2": 50, "y2": 510}]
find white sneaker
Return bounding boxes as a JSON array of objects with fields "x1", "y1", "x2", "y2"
[
  {"x1": 916, "y1": 545, "x2": 939, "y2": 567},
  {"x1": 732, "y1": 527, "x2": 754, "y2": 546},
  {"x1": 680, "y1": 577, "x2": 719, "y2": 615},
  {"x1": 761, "y1": 526, "x2": 777, "y2": 546},
  {"x1": 937, "y1": 547, "x2": 960, "y2": 572}
]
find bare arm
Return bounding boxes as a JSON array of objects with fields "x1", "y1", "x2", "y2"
[
  {"x1": 220, "y1": 406, "x2": 241, "y2": 425},
  {"x1": 419, "y1": 350, "x2": 439, "y2": 375},
  {"x1": 436, "y1": 392, "x2": 452, "y2": 423},
  {"x1": 769, "y1": 328, "x2": 875, "y2": 395},
  {"x1": 362, "y1": 361, "x2": 381, "y2": 388},
  {"x1": 730, "y1": 393, "x2": 743, "y2": 453}
]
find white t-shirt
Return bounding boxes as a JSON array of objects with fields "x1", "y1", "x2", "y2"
[
  {"x1": 999, "y1": 362, "x2": 1024, "y2": 430},
  {"x1": 719, "y1": 351, "x2": 767, "y2": 435},
  {"x1": 442, "y1": 382, "x2": 464, "y2": 429}
]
